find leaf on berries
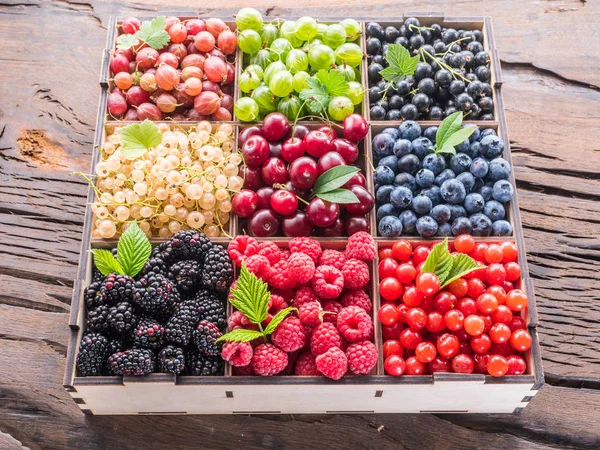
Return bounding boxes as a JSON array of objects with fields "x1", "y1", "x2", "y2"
[
  {"x1": 379, "y1": 44, "x2": 419, "y2": 84},
  {"x1": 316, "y1": 188, "x2": 359, "y2": 204},
  {"x1": 441, "y1": 125, "x2": 477, "y2": 149},
  {"x1": 421, "y1": 239, "x2": 453, "y2": 283},
  {"x1": 441, "y1": 254, "x2": 485, "y2": 288},
  {"x1": 119, "y1": 120, "x2": 163, "y2": 159},
  {"x1": 91, "y1": 249, "x2": 124, "y2": 276},
  {"x1": 229, "y1": 264, "x2": 270, "y2": 325},
  {"x1": 216, "y1": 328, "x2": 265, "y2": 343},
  {"x1": 434, "y1": 112, "x2": 477, "y2": 156},
  {"x1": 116, "y1": 220, "x2": 152, "y2": 278},
  {"x1": 263, "y1": 307, "x2": 297, "y2": 335},
  {"x1": 299, "y1": 69, "x2": 349, "y2": 114},
  {"x1": 315, "y1": 69, "x2": 349, "y2": 97},
  {"x1": 135, "y1": 16, "x2": 170, "y2": 50},
  {"x1": 314, "y1": 165, "x2": 360, "y2": 194},
  {"x1": 116, "y1": 34, "x2": 139, "y2": 50}
]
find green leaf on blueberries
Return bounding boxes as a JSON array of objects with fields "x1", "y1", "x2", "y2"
[
  {"x1": 440, "y1": 125, "x2": 477, "y2": 149},
  {"x1": 229, "y1": 264, "x2": 271, "y2": 325},
  {"x1": 116, "y1": 220, "x2": 152, "y2": 278},
  {"x1": 116, "y1": 33, "x2": 139, "y2": 50},
  {"x1": 90, "y1": 249, "x2": 124, "y2": 276},
  {"x1": 263, "y1": 307, "x2": 297, "y2": 335},
  {"x1": 379, "y1": 44, "x2": 419, "y2": 84},
  {"x1": 314, "y1": 165, "x2": 360, "y2": 194},
  {"x1": 120, "y1": 120, "x2": 163, "y2": 159},
  {"x1": 135, "y1": 16, "x2": 170, "y2": 50},
  {"x1": 421, "y1": 238, "x2": 486, "y2": 287},
  {"x1": 316, "y1": 188, "x2": 359, "y2": 204},
  {"x1": 433, "y1": 112, "x2": 477, "y2": 156},
  {"x1": 216, "y1": 328, "x2": 265, "y2": 343}
]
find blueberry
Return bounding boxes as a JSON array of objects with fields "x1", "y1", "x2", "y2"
[
  {"x1": 394, "y1": 172, "x2": 417, "y2": 191},
  {"x1": 424, "y1": 126, "x2": 438, "y2": 143},
  {"x1": 481, "y1": 128, "x2": 497, "y2": 138},
  {"x1": 470, "y1": 213, "x2": 493, "y2": 236},
  {"x1": 377, "y1": 203, "x2": 399, "y2": 222},
  {"x1": 412, "y1": 137, "x2": 433, "y2": 159},
  {"x1": 480, "y1": 135, "x2": 504, "y2": 159},
  {"x1": 372, "y1": 133, "x2": 395, "y2": 158},
  {"x1": 472, "y1": 177, "x2": 484, "y2": 193},
  {"x1": 435, "y1": 169, "x2": 456, "y2": 187},
  {"x1": 456, "y1": 172, "x2": 475, "y2": 193},
  {"x1": 380, "y1": 127, "x2": 399, "y2": 139},
  {"x1": 376, "y1": 185, "x2": 394, "y2": 204},
  {"x1": 451, "y1": 217, "x2": 472, "y2": 236},
  {"x1": 456, "y1": 138, "x2": 471, "y2": 153},
  {"x1": 470, "y1": 157, "x2": 489, "y2": 178},
  {"x1": 390, "y1": 186, "x2": 413, "y2": 209},
  {"x1": 479, "y1": 184, "x2": 493, "y2": 201},
  {"x1": 488, "y1": 158, "x2": 511, "y2": 181},
  {"x1": 492, "y1": 220, "x2": 513, "y2": 236},
  {"x1": 378, "y1": 216, "x2": 403, "y2": 237},
  {"x1": 412, "y1": 194, "x2": 433, "y2": 215},
  {"x1": 449, "y1": 153, "x2": 472, "y2": 174},
  {"x1": 437, "y1": 222, "x2": 453, "y2": 236},
  {"x1": 419, "y1": 186, "x2": 441, "y2": 206},
  {"x1": 469, "y1": 127, "x2": 481, "y2": 142},
  {"x1": 375, "y1": 165, "x2": 395, "y2": 185},
  {"x1": 423, "y1": 153, "x2": 446, "y2": 175},
  {"x1": 466, "y1": 141, "x2": 482, "y2": 159},
  {"x1": 440, "y1": 179, "x2": 467, "y2": 204},
  {"x1": 379, "y1": 155, "x2": 399, "y2": 173},
  {"x1": 415, "y1": 169, "x2": 435, "y2": 188},
  {"x1": 464, "y1": 193, "x2": 485, "y2": 214},
  {"x1": 431, "y1": 204, "x2": 451, "y2": 224},
  {"x1": 416, "y1": 216, "x2": 438, "y2": 237},
  {"x1": 447, "y1": 204, "x2": 467, "y2": 222},
  {"x1": 483, "y1": 200, "x2": 506, "y2": 221},
  {"x1": 399, "y1": 120, "x2": 422, "y2": 141},
  {"x1": 398, "y1": 154, "x2": 421, "y2": 173},
  {"x1": 492, "y1": 180, "x2": 514, "y2": 202},
  {"x1": 393, "y1": 139, "x2": 413, "y2": 158},
  {"x1": 399, "y1": 210, "x2": 418, "y2": 234}
]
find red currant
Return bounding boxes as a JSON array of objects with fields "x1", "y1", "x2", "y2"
[
  {"x1": 436, "y1": 333, "x2": 460, "y2": 359},
  {"x1": 416, "y1": 272, "x2": 441, "y2": 296},
  {"x1": 444, "y1": 309, "x2": 464, "y2": 331},
  {"x1": 405, "y1": 308, "x2": 427, "y2": 330},
  {"x1": 505, "y1": 289, "x2": 528, "y2": 312},
  {"x1": 487, "y1": 354, "x2": 509, "y2": 377},
  {"x1": 500, "y1": 242, "x2": 518, "y2": 263},
  {"x1": 434, "y1": 291, "x2": 457, "y2": 313},
  {"x1": 504, "y1": 262, "x2": 521, "y2": 281},
  {"x1": 392, "y1": 240, "x2": 412, "y2": 261},
  {"x1": 403, "y1": 286, "x2": 423, "y2": 307},
  {"x1": 380, "y1": 277, "x2": 403, "y2": 301},
  {"x1": 485, "y1": 263, "x2": 506, "y2": 285},
  {"x1": 400, "y1": 328, "x2": 422, "y2": 350},
  {"x1": 466, "y1": 278, "x2": 485, "y2": 298},
  {"x1": 378, "y1": 258, "x2": 399, "y2": 279},
  {"x1": 452, "y1": 354, "x2": 475, "y2": 373},
  {"x1": 454, "y1": 234, "x2": 475, "y2": 254},
  {"x1": 382, "y1": 322, "x2": 404, "y2": 341},
  {"x1": 476, "y1": 293, "x2": 499, "y2": 314},
  {"x1": 507, "y1": 316, "x2": 526, "y2": 332},
  {"x1": 379, "y1": 248, "x2": 393, "y2": 260},
  {"x1": 471, "y1": 243, "x2": 488, "y2": 262},
  {"x1": 457, "y1": 297, "x2": 478, "y2": 316},
  {"x1": 484, "y1": 244, "x2": 503, "y2": 264},
  {"x1": 396, "y1": 264, "x2": 417, "y2": 283},
  {"x1": 426, "y1": 311, "x2": 446, "y2": 333},
  {"x1": 415, "y1": 341, "x2": 437, "y2": 363},
  {"x1": 471, "y1": 333, "x2": 492, "y2": 354},
  {"x1": 378, "y1": 303, "x2": 400, "y2": 326},
  {"x1": 405, "y1": 356, "x2": 426, "y2": 375},
  {"x1": 486, "y1": 285, "x2": 507, "y2": 305},
  {"x1": 383, "y1": 340, "x2": 404, "y2": 359},
  {"x1": 384, "y1": 355, "x2": 406, "y2": 376},
  {"x1": 506, "y1": 355, "x2": 527, "y2": 375},
  {"x1": 464, "y1": 315, "x2": 485, "y2": 336},
  {"x1": 473, "y1": 353, "x2": 490, "y2": 374},
  {"x1": 429, "y1": 356, "x2": 451, "y2": 373},
  {"x1": 413, "y1": 246, "x2": 431, "y2": 264},
  {"x1": 447, "y1": 278, "x2": 468, "y2": 298},
  {"x1": 510, "y1": 329, "x2": 532, "y2": 352}
]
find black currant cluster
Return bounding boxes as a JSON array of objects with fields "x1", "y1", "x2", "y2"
[{"x1": 366, "y1": 18, "x2": 495, "y2": 121}]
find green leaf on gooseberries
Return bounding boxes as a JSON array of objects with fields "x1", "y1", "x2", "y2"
[
  {"x1": 116, "y1": 220, "x2": 152, "y2": 278},
  {"x1": 90, "y1": 249, "x2": 124, "y2": 276},
  {"x1": 135, "y1": 16, "x2": 170, "y2": 50},
  {"x1": 315, "y1": 69, "x2": 349, "y2": 97},
  {"x1": 119, "y1": 119, "x2": 163, "y2": 159},
  {"x1": 316, "y1": 188, "x2": 360, "y2": 204},
  {"x1": 421, "y1": 238, "x2": 486, "y2": 287},
  {"x1": 314, "y1": 165, "x2": 360, "y2": 194},
  {"x1": 379, "y1": 44, "x2": 419, "y2": 84},
  {"x1": 116, "y1": 34, "x2": 139, "y2": 50},
  {"x1": 299, "y1": 69, "x2": 349, "y2": 114}
]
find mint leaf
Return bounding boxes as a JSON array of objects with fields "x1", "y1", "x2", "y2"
[
  {"x1": 316, "y1": 188, "x2": 359, "y2": 204},
  {"x1": 229, "y1": 264, "x2": 270, "y2": 325},
  {"x1": 91, "y1": 249, "x2": 124, "y2": 276},
  {"x1": 442, "y1": 254, "x2": 486, "y2": 288},
  {"x1": 441, "y1": 125, "x2": 477, "y2": 149},
  {"x1": 116, "y1": 221, "x2": 151, "y2": 278},
  {"x1": 216, "y1": 328, "x2": 265, "y2": 343},
  {"x1": 315, "y1": 69, "x2": 349, "y2": 97},
  {"x1": 380, "y1": 44, "x2": 419, "y2": 84},
  {"x1": 263, "y1": 307, "x2": 297, "y2": 335},
  {"x1": 120, "y1": 119, "x2": 162, "y2": 159},
  {"x1": 435, "y1": 111, "x2": 463, "y2": 149},
  {"x1": 116, "y1": 34, "x2": 139, "y2": 50},
  {"x1": 313, "y1": 165, "x2": 360, "y2": 194},
  {"x1": 421, "y1": 239, "x2": 453, "y2": 284},
  {"x1": 136, "y1": 16, "x2": 170, "y2": 50}
]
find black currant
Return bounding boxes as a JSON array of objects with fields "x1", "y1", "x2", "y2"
[
  {"x1": 386, "y1": 109, "x2": 402, "y2": 120},
  {"x1": 466, "y1": 80, "x2": 483, "y2": 97},
  {"x1": 481, "y1": 113, "x2": 494, "y2": 121},
  {"x1": 400, "y1": 103, "x2": 418, "y2": 120},
  {"x1": 367, "y1": 37, "x2": 382, "y2": 55},
  {"x1": 469, "y1": 103, "x2": 481, "y2": 119},
  {"x1": 434, "y1": 69, "x2": 452, "y2": 87},
  {"x1": 376, "y1": 99, "x2": 389, "y2": 111},
  {"x1": 475, "y1": 66, "x2": 491, "y2": 82},
  {"x1": 473, "y1": 51, "x2": 490, "y2": 67},
  {"x1": 430, "y1": 23, "x2": 442, "y2": 39},
  {"x1": 366, "y1": 22, "x2": 384, "y2": 40},
  {"x1": 478, "y1": 96, "x2": 494, "y2": 112},
  {"x1": 467, "y1": 41, "x2": 484, "y2": 54},
  {"x1": 395, "y1": 36, "x2": 409, "y2": 48},
  {"x1": 409, "y1": 34, "x2": 425, "y2": 50},
  {"x1": 368, "y1": 63, "x2": 383, "y2": 82},
  {"x1": 412, "y1": 93, "x2": 430, "y2": 112},
  {"x1": 449, "y1": 80, "x2": 466, "y2": 96},
  {"x1": 450, "y1": 53, "x2": 466, "y2": 69},
  {"x1": 372, "y1": 55, "x2": 385, "y2": 66},
  {"x1": 388, "y1": 95, "x2": 405, "y2": 110},
  {"x1": 414, "y1": 62, "x2": 433, "y2": 81},
  {"x1": 398, "y1": 25, "x2": 411, "y2": 39},
  {"x1": 404, "y1": 17, "x2": 421, "y2": 30},
  {"x1": 385, "y1": 26, "x2": 399, "y2": 43},
  {"x1": 370, "y1": 105, "x2": 386, "y2": 120},
  {"x1": 369, "y1": 86, "x2": 384, "y2": 102},
  {"x1": 466, "y1": 73, "x2": 478, "y2": 82},
  {"x1": 456, "y1": 92, "x2": 474, "y2": 111},
  {"x1": 442, "y1": 28, "x2": 458, "y2": 44},
  {"x1": 395, "y1": 80, "x2": 411, "y2": 96},
  {"x1": 444, "y1": 106, "x2": 458, "y2": 117},
  {"x1": 481, "y1": 83, "x2": 493, "y2": 97},
  {"x1": 427, "y1": 106, "x2": 444, "y2": 120},
  {"x1": 473, "y1": 30, "x2": 483, "y2": 42},
  {"x1": 417, "y1": 78, "x2": 436, "y2": 96}
]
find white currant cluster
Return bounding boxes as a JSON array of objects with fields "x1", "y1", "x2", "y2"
[{"x1": 90, "y1": 122, "x2": 242, "y2": 239}]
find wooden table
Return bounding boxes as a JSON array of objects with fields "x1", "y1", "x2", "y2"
[{"x1": 1, "y1": 0, "x2": 599, "y2": 448}]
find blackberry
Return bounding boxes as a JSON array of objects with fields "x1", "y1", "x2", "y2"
[
  {"x1": 107, "y1": 302, "x2": 139, "y2": 335},
  {"x1": 133, "y1": 273, "x2": 178, "y2": 321},
  {"x1": 140, "y1": 256, "x2": 168, "y2": 278},
  {"x1": 187, "y1": 350, "x2": 224, "y2": 376},
  {"x1": 159, "y1": 230, "x2": 213, "y2": 263},
  {"x1": 102, "y1": 274, "x2": 135, "y2": 305},
  {"x1": 92, "y1": 267, "x2": 105, "y2": 283},
  {"x1": 194, "y1": 290, "x2": 227, "y2": 330},
  {"x1": 84, "y1": 281, "x2": 105, "y2": 309},
  {"x1": 132, "y1": 317, "x2": 165, "y2": 350},
  {"x1": 107, "y1": 349, "x2": 155, "y2": 376},
  {"x1": 76, "y1": 333, "x2": 109, "y2": 376},
  {"x1": 158, "y1": 345, "x2": 186, "y2": 374},
  {"x1": 164, "y1": 299, "x2": 201, "y2": 346},
  {"x1": 193, "y1": 320, "x2": 223, "y2": 356},
  {"x1": 103, "y1": 339, "x2": 125, "y2": 374},
  {"x1": 168, "y1": 260, "x2": 202, "y2": 295},
  {"x1": 201, "y1": 246, "x2": 233, "y2": 294},
  {"x1": 86, "y1": 305, "x2": 111, "y2": 333}
]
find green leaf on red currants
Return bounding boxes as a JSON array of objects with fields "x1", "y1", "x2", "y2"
[
  {"x1": 313, "y1": 165, "x2": 360, "y2": 194},
  {"x1": 316, "y1": 188, "x2": 359, "y2": 204},
  {"x1": 441, "y1": 253, "x2": 485, "y2": 288},
  {"x1": 421, "y1": 238, "x2": 486, "y2": 287}
]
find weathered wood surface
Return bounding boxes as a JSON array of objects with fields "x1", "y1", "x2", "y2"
[{"x1": 1, "y1": 0, "x2": 599, "y2": 448}]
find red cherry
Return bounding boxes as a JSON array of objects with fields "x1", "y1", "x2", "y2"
[
  {"x1": 400, "y1": 328, "x2": 422, "y2": 350},
  {"x1": 242, "y1": 166, "x2": 264, "y2": 191},
  {"x1": 247, "y1": 209, "x2": 280, "y2": 237},
  {"x1": 344, "y1": 185, "x2": 374, "y2": 215},
  {"x1": 487, "y1": 354, "x2": 509, "y2": 377},
  {"x1": 403, "y1": 286, "x2": 423, "y2": 307},
  {"x1": 319, "y1": 219, "x2": 345, "y2": 237},
  {"x1": 342, "y1": 171, "x2": 367, "y2": 189},
  {"x1": 378, "y1": 303, "x2": 400, "y2": 326},
  {"x1": 281, "y1": 137, "x2": 305, "y2": 162},
  {"x1": 405, "y1": 307, "x2": 427, "y2": 329},
  {"x1": 436, "y1": 333, "x2": 460, "y2": 359},
  {"x1": 304, "y1": 130, "x2": 332, "y2": 157},
  {"x1": 510, "y1": 329, "x2": 532, "y2": 352},
  {"x1": 396, "y1": 264, "x2": 417, "y2": 283},
  {"x1": 255, "y1": 187, "x2": 274, "y2": 209},
  {"x1": 413, "y1": 246, "x2": 431, "y2": 264},
  {"x1": 382, "y1": 322, "x2": 404, "y2": 341},
  {"x1": 270, "y1": 190, "x2": 298, "y2": 216},
  {"x1": 317, "y1": 151, "x2": 346, "y2": 175},
  {"x1": 434, "y1": 291, "x2": 457, "y2": 313},
  {"x1": 405, "y1": 356, "x2": 426, "y2": 375},
  {"x1": 289, "y1": 156, "x2": 318, "y2": 189},
  {"x1": 471, "y1": 333, "x2": 492, "y2": 354},
  {"x1": 305, "y1": 198, "x2": 339, "y2": 227},
  {"x1": 285, "y1": 124, "x2": 309, "y2": 140},
  {"x1": 379, "y1": 258, "x2": 399, "y2": 279},
  {"x1": 262, "y1": 112, "x2": 289, "y2": 141},
  {"x1": 281, "y1": 211, "x2": 314, "y2": 237},
  {"x1": 261, "y1": 157, "x2": 289, "y2": 185},
  {"x1": 231, "y1": 189, "x2": 258, "y2": 218},
  {"x1": 318, "y1": 125, "x2": 337, "y2": 139},
  {"x1": 415, "y1": 341, "x2": 437, "y2": 363},
  {"x1": 416, "y1": 272, "x2": 441, "y2": 296},
  {"x1": 507, "y1": 316, "x2": 526, "y2": 332},
  {"x1": 343, "y1": 113, "x2": 368, "y2": 142},
  {"x1": 473, "y1": 353, "x2": 490, "y2": 374},
  {"x1": 426, "y1": 311, "x2": 445, "y2": 332},
  {"x1": 331, "y1": 138, "x2": 359, "y2": 163},
  {"x1": 345, "y1": 215, "x2": 369, "y2": 235},
  {"x1": 379, "y1": 277, "x2": 403, "y2": 301},
  {"x1": 242, "y1": 135, "x2": 270, "y2": 167},
  {"x1": 457, "y1": 297, "x2": 478, "y2": 316},
  {"x1": 464, "y1": 315, "x2": 485, "y2": 336},
  {"x1": 269, "y1": 141, "x2": 283, "y2": 158},
  {"x1": 383, "y1": 340, "x2": 404, "y2": 359}
]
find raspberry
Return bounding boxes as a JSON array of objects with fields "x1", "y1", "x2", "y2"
[
  {"x1": 268, "y1": 294, "x2": 288, "y2": 316},
  {"x1": 346, "y1": 231, "x2": 376, "y2": 261},
  {"x1": 271, "y1": 317, "x2": 306, "y2": 352},
  {"x1": 271, "y1": 289, "x2": 294, "y2": 304},
  {"x1": 288, "y1": 237, "x2": 322, "y2": 263},
  {"x1": 268, "y1": 260, "x2": 296, "y2": 290},
  {"x1": 281, "y1": 350, "x2": 300, "y2": 375},
  {"x1": 221, "y1": 341, "x2": 253, "y2": 367},
  {"x1": 251, "y1": 343, "x2": 288, "y2": 376},
  {"x1": 257, "y1": 241, "x2": 281, "y2": 265},
  {"x1": 322, "y1": 300, "x2": 342, "y2": 323},
  {"x1": 228, "y1": 235, "x2": 259, "y2": 267},
  {"x1": 340, "y1": 290, "x2": 373, "y2": 314},
  {"x1": 346, "y1": 341, "x2": 378, "y2": 375},
  {"x1": 318, "y1": 249, "x2": 347, "y2": 270},
  {"x1": 341, "y1": 259, "x2": 370, "y2": 289},
  {"x1": 312, "y1": 265, "x2": 344, "y2": 299},
  {"x1": 279, "y1": 250, "x2": 291, "y2": 260},
  {"x1": 298, "y1": 301, "x2": 323, "y2": 327},
  {"x1": 228, "y1": 310, "x2": 245, "y2": 330},
  {"x1": 292, "y1": 287, "x2": 320, "y2": 307},
  {"x1": 310, "y1": 322, "x2": 342, "y2": 356},
  {"x1": 337, "y1": 306, "x2": 374, "y2": 343},
  {"x1": 244, "y1": 254, "x2": 272, "y2": 280},
  {"x1": 295, "y1": 351, "x2": 319, "y2": 375},
  {"x1": 233, "y1": 364, "x2": 256, "y2": 376},
  {"x1": 316, "y1": 347, "x2": 348, "y2": 380},
  {"x1": 287, "y1": 252, "x2": 316, "y2": 283}
]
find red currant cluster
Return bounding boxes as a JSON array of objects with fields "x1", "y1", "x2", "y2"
[
  {"x1": 232, "y1": 113, "x2": 373, "y2": 237},
  {"x1": 378, "y1": 235, "x2": 531, "y2": 377}
]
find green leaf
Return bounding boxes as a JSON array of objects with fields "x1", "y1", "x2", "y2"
[
  {"x1": 421, "y1": 239, "x2": 453, "y2": 284},
  {"x1": 435, "y1": 144, "x2": 457, "y2": 156},
  {"x1": 119, "y1": 119, "x2": 163, "y2": 159},
  {"x1": 116, "y1": 34, "x2": 139, "y2": 50},
  {"x1": 379, "y1": 67, "x2": 404, "y2": 84},
  {"x1": 435, "y1": 111, "x2": 463, "y2": 149},
  {"x1": 315, "y1": 69, "x2": 349, "y2": 97},
  {"x1": 441, "y1": 254, "x2": 486, "y2": 288},
  {"x1": 229, "y1": 264, "x2": 271, "y2": 325},
  {"x1": 440, "y1": 125, "x2": 477, "y2": 149},
  {"x1": 136, "y1": 16, "x2": 170, "y2": 50},
  {"x1": 380, "y1": 44, "x2": 419, "y2": 83},
  {"x1": 299, "y1": 76, "x2": 329, "y2": 113},
  {"x1": 216, "y1": 328, "x2": 265, "y2": 343},
  {"x1": 116, "y1": 221, "x2": 151, "y2": 278},
  {"x1": 263, "y1": 307, "x2": 297, "y2": 335},
  {"x1": 316, "y1": 188, "x2": 359, "y2": 204},
  {"x1": 313, "y1": 165, "x2": 360, "y2": 194},
  {"x1": 90, "y1": 249, "x2": 124, "y2": 276}
]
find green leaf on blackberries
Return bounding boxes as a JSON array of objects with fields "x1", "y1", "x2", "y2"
[
  {"x1": 421, "y1": 238, "x2": 485, "y2": 286},
  {"x1": 120, "y1": 119, "x2": 163, "y2": 159},
  {"x1": 116, "y1": 220, "x2": 152, "y2": 278},
  {"x1": 135, "y1": 16, "x2": 170, "y2": 50},
  {"x1": 316, "y1": 188, "x2": 360, "y2": 204},
  {"x1": 90, "y1": 249, "x2": 124, "y2": 276},
  {"x1": 263, "y1": 307, "x2": 297, "y2": 335},
  {"x1": 314, "y1": 165, "x2": 360, "y2": 194},
  {"x1": 229, "y1": 264, "x2": 271, "y2": 325},
  {"x1": 216, "y1": 328, "x2": 265, "y2": 343},
  {"x1": 379, "y1": 44, "x2": 419, "y2": 84}
]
